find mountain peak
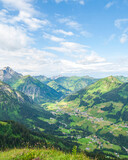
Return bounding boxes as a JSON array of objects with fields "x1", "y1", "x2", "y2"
[
  {"x1": 0, "y1": 67, "x2": 22, "y2": 83},
  {"x1": 3, "y1": 66, "x2": 16, "y2": 74},
  {"x1": 87, "y1": 76, "x2": 122, "y2": 95},
  {"x1": 3, "y1": 66, "x2": 13, "y2": 71},
  {"x1": 103, "y1": 76, "x2": 121, "y2": 83}
]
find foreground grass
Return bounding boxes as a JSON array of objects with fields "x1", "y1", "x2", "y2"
[{"x1": 0, "y1": 148, "x2": 91, "y2": 160}]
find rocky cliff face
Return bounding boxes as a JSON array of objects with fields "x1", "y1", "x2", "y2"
[{"x1": 0, "y1": 67, "x2": 22, "y2": 84}]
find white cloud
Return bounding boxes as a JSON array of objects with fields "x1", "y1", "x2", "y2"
[
  {"x1": 54, "y1": 0, "x2": 85, "y2": 5},
  {"x1": 11, "y1": 11, "x2": 50, "y2": 30},
  {"x1": 0, "y1": 23, "x2": 31, "y2": 50},
  {"x1": 55, "y1": 0, "x2": 66, "y2": 3},
  {"x1": 53, "y1": 29, "x2": 74, "y2": 36},
  {"x1": 58, "y1": 18, "x2": 81, "y2": 30},
  {"x1": 105, "y1": 2, "x2": 115, "y2": 9},
  {"x1": 0, "y1": 48, "x2": 57, "y2": 75},
  {"x1": 105, "y1": 34, "x2": 116, "y2": 44},
  {"x1": 114, "y1": 18, "x2": 128, "y2": 43},
  {"x1": 0, "y1": 0, "x2": 35, "y2": 14},
  {"x1": 58, "y1": 17, "x2": 92, "y2": 37},
  {"x1": 46, "y1": 41, "x2": 89, "y2": 54},
  {"x1": 43, "y1": 33, "x2": 65, "y2": 42},
  {"x1": 115, "y1": 19, "x2": 128, "y2": 29},
  {"x1": 108, "y1": 34, "x2": 115, "y2": 41},
  {"x1": 120, "y1": 34, "x2": 128, "y2": 43},
  {"x1": 0, "y1": 46, "x2": 128, "y2": 77},
  {"x1": 79, "y1": 0, "x2": 85, "y2": 5},
  {"x1": 0, "y1": 0, "x2": 50, "y2": 30},
  {"x1": 77, "y1": 51, "x2": 106, "y2": 64},
  {"x1": 80, "y1": 31, "x2": 92, "y2": 38}
]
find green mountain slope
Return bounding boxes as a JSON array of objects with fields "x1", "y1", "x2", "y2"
[
  {"x1": 0, "y1": 120, "x2": 76, "y2": 152},
  {"x1": 64, "y1": 76, "x2": 123, "y2": 111},
  {"x1": 46, "y1": 77, "x2": 128, "y2": 158},
  {"x1": 34, "y1": 75, "x2": 98, "y2": 95},
  {"x1": 0, "y1": 81, "x2": 63, "y2": 135},
  {"x1": 47, "y1": 80, "x2": 70, "y2": 96},
  {"x1": 11, "y1": 75, "x2": 62, "y2": 104},
  {"x1": 54, "y1": 76, "x2": 98, "y2": 92}
]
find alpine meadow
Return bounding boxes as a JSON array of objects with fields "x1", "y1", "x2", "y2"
[{"x1": 0, "y1": 0, "x2": 128, "y2": 160}]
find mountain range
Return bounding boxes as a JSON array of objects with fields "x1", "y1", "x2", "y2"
[
  {"x1": 0, "y1": 67, "x2": 98, "y2": 104},
  {"x1": 0, "y1": 67, "x2": 128, "y2": 159}
]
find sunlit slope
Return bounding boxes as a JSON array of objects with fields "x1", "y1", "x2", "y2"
[
  {"x1": 54, "y1": 76, "x2": 98, "y2": 92},
  {"x1": 0, "y1": 148, "x2": 91, "y2": 160},
  {"x1": 47, "y1": 80, "x2": 70, "y2": 95}
]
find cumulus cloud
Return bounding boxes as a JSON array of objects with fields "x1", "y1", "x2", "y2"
[
  {"x1": 0, "y1": 51, "x2": 107, "y2": 76},
  {"x1": 10, "y1": 11, "x2": 50, "y2": 30},
  {"x1": 0, "y1": 48, "x2": 57, "y2": 75},
  {"x1": 58, "y1": 17, "x2": 92, "y2": 37},
  {"x1": 0, "y1": 23, "x2": 31, "y2": 50},
  {"x1": 105, "y1": 2, "x2": 115, "y2": 9},
  {"x1": 120, "y1": 34, "x2": 128, "y2": 43},
  {"x1": 53, "y1": 29, "x2": 74, "y2": 36},
  {"x1": 46, "y1": 41, "x2": 89, "y2": 54},
  {"x1": 0, "y1": 0, "x2": 35, "y2": 14},
  {"x1": 105, "y1": 34, "x2": 116, "y2": 44},
  {"x1": 114, "y1": 18, "x2": 128, "y2": 43},
  {"x1": 0, "y1": 45, "x2": 128, "y2": 77},
  {"x1": 77, "y1": 51, "x2": 106, "y2": 64},
  {"x1": 0, "y1": 0, "x2": 50, "y2": 30},
  {"x1": 115, "y1": 19, "x2": 128, "y2": 29},
  {"x1": 80, "y1": 31, "x2": 92, "y2": 38},
  {"x1": 54, "y1": 0, "x2": 85, "y2": 5},
  {"x1": 58, "y1": 18, "x2": 81, "y2": 30},
  {"x1": 43, "y1": 33, "x2": 65, "y2": 42}
]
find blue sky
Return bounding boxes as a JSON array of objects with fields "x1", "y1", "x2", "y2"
[{"x1": 0, "y1": 0, "x2": 128, "y2": 77}]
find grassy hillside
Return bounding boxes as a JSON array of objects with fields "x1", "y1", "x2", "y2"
[
  {"x1": 11, "y1": 75, "x2": 62, "y2": 104},
  {"x1": 0, "y1": 148, "x2": 91, "y2": 160},
  {"x1": 54, "y1": 76, "x2": 98, "y2": 92},
  {"x1": 47, "y1": 80, "x2": 70, "y2": 96}
]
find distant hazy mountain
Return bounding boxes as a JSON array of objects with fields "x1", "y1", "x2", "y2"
[
  {"x1": 33, "y1": 75, "x2": 51, "y2": 84},
  {"x1": 47, "y1": 80, "x2": 70, "y2": 96},
  {"x1": 0, "y1": 67, "x2": 22, "y2": 85},
  {"x1": 115, "y1": 76, "x2": 128, "y2": 82},
  {"x1": 34, "y1": 75, "x2": 98, "y2": 95},
  {"x1": 11, "y1": 75, "x2": 62, "y2": 104},
  {"x1": 54, "y1": 76, "x2": 98, "y2": 92}
]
